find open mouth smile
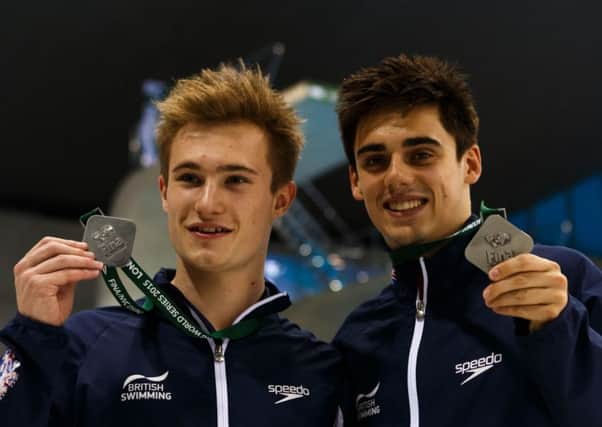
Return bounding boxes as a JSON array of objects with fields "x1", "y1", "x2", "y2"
[
  {"x1": 384, "y1": 198, "x2": 428, "y2": 214},
  {"x1": 187, "y1": 224, "x2": 233, "y2": 238}
]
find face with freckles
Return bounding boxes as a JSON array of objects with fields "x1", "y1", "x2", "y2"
[
  {"x1": 349, "y1": 104, "x2": 482, "y2": 249},
  {"x1": 159, "y1": 121, "x2": 295, "y2": 274}
]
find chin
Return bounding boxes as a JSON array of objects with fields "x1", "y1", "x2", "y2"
[
  {"x1": 384, "y1": 236, "x2": 414, "y2": 249},
  {"x1": 179, "y1": 251, "x2": 222, "y2": 269},
  {"x1": 197, "y1": 254, "x2": 227, "y2": 267},
  {"x1": 382, "y1": 228, "x2": 418, "y2": 247}
]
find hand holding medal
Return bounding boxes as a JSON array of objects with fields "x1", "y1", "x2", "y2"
[
  {"x1": 465, "y1": 205, "x2": 568, "y2": 332},
  {"x1": 12, "y1": 237, "x2": 103, "y2": 326}
]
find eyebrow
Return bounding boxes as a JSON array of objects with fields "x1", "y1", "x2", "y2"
[
  {"x1": 356, "y1": 137, "x2": 441, "y2": 157},
  {"x1": 171, "y1": 161, "x2": 259, "y2": 175}
]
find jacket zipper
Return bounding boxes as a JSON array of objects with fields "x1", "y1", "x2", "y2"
[
  {"x1": 208, "y1": 291, "x2": 285, "y2": 427},
  {"x1": 407, "y1": 257, "x2": 428, "y2": 427},
  {"x1": 186, "y1": 290, "x2": 288, "y2": 427},
  {"x1": 209, "y1": 338, "x2": 230, "y2": 427}
]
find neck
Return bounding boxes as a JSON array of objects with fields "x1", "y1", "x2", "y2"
[
  {"x1": 171, "y1": 260, "x2": 266, "y2": 330},
  {"x1": 389, "y1": 213, "x2": 479, "y2": 265}
]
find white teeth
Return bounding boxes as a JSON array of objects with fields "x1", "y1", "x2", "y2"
[
  {"x1": 196, "y1": 227, "x2": 227, "y2": 233},
  {"x1": 388, "y1": 199, "x2": 424, "y2": 211}
]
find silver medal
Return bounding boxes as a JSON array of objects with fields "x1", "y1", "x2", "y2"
[
  {"x1": 82, "y1": 215, "x2": 136, "y2": 267},
  {"x1": 464, "y1": 214, "x2": 534, "y2": 273}
]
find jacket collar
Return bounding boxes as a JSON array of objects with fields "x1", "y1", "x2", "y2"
[
  {"x1": 151, "y1": 268, "x2": 291, "y2": 333},
  {"x1": 391, "y1": 214, "x2": 485, "y2": 297}
]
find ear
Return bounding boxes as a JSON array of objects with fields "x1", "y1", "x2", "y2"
[
  {"x1": 462, "y1": 145, "x2": 482, "y2": 185},
  {"x1": 272, "y1": 181, "x2": 297, "y2": 218},
  {"x1": 158, "y1": 175, "x2": 169, "y2": 213},
  {"x1": 348, "y1": 165, "x2": 364, "y2": 201}
]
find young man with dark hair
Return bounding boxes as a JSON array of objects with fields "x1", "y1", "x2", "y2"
[
  {"x1": 333, "y1": 54, "x2": 602, "y2": 426},
  {"x1": 0, "y1": 64, "x2": 343, "y2": 426}
]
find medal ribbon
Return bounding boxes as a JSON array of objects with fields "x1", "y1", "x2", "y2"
[
  {"x1": 389, "y1": 201, "x2": 505, "y2": 265},
  {"x1": 80, "y1": 208, "x2": 263, "y2": 340}
]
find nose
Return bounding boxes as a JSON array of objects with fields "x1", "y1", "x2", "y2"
[
  {"x1": 384, "y1": 153, "x2": 414, "y2": 192},
  {"x1": 194, "y1": 180, "x2": 225, "y2": 216}
]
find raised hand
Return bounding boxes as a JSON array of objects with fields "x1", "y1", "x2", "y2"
[
  {"x1": 482, "y1": 253, "x2": 568, "y2": 333},
  {"x1": 13, "y1": 237, "x2": 103, "y2": 326}
]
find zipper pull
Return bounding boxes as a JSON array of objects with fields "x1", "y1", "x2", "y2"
[
  {"x1": 214, "y1": 342, "x2": 225, "y2": 363},
  {"x1": 416, "y1": 299, "x2": 425, "y2": 320}
]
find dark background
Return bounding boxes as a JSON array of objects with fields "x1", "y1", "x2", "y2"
[{"x1": 1, "y1": 0, "x2": 601, "y2": 221}]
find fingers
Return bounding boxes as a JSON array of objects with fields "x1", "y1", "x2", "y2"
[
  {"x1": 21, "y1": 268, "x2": 102, "y2": 296},
  {"x1": 484, "y1": 285, "x2": 566, "y2": 313},
  {"x1": 488, "y1": 253, "x2": 559, "y2": 281},
  {"x1": 14, "y1": 236, "x2": 102, "y2": 326},
  {"x1": 15, "y1": 237, "x2": 94, "y2": 274},
  {"x1": 483, "y1": 270, "x2": 567, "y2": 304},
  {"x1": 31, "y1": 254, "x2": 103, "y2": 276},
  {"x1": 14, "y1": 236, "x2": 103, "y2": 293},
  {"x1": 486, "y1": 304, "x2": 563, "y2": 323},
  {"x1": 483, "y1": 253, "x2": 568, "y2": 325},
  {"x1": 27, "y1": 236, "x2": 87, "y2": 255},
  {"x1": 45, "y1": 268, "x2": 102, "y2": 289}
]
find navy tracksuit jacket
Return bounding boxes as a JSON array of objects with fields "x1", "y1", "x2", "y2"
[
  {"x1": 0, "y1": 269, "x2": 343, "y2": 426},
  {"x1": 334, "y1": 222, "x2": 602, "y2": 427}
]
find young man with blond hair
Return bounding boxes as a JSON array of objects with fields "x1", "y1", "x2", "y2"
[
  {"x1": 0, "y1": 64, "x2": 343, "y2": 426},
  {"x1": 333, "y1": 54, "x2": 602, "y2": 426}
]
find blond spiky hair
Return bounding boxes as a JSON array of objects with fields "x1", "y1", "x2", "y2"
[{"x1": 156, "y1": 63, "x2": 304, "y2": 191}]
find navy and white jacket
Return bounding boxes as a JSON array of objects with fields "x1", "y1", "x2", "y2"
[
  {"x1": 333, "y1": 221, "x2": 602, "y2": 427},
  {"x1": 0, "y1": 269, "x2": 343, "y2": 426}
]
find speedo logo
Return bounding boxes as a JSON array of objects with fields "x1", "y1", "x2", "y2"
[
  {"x1": 120, "y1": 371, "x2": 172, "y2": 401},
  {"x1": 268, "y1": 384, "x2": 310, "y2": 404},
  {"x1": 455, "y1": 352, "x2": 503, "y2": 385}
]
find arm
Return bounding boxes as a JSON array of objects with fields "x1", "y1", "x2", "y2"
[
  {"x1": 522, "y1": 251, "x2": 602, "y2": 427},
  {"x1": 0, "y1": 237, "x2": 102, "y2": 425},
  {"x1": 0, "y1": 315, "x2": 72, "y2": 426},
  {"x1": 484, "y1": 248, "x2": 602, "y2": 426}
]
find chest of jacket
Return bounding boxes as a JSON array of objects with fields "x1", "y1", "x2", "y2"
[
  {"x1": 69, "y1": 320, "x2": 339, "y2": 427},
  {"x1": 341, "y1": 271, "x2": 554, "y2": 426}
]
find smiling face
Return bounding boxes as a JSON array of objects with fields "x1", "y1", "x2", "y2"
[
  {"x1": 349, "y1": 104, "x2": 482, "y2": 249},
  {"x1": 159, "y1": 121, "x2": 295, "y2": 275}
]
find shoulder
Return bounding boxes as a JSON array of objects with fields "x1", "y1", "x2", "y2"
[
  {"x1": 255, "y1": 318, "x2": 344, "y2": 418},
  {"x1": 66, "y1": 305, "x2": 141, "y2": 331},
  {"x1": 236, "y1": 315, "x2": 345, "y2": 394},
  {"x1": 533, "y1": 244, "x2": 600, "y2": 278},
  {"x1": 64, "y1": 306, "x2": 147, "y2": 351},
  {"x1": 250, "y1": 316, "x2": 343, "y2": 381},
  {"x1": 332, "y1": 284, "x2": 400, "y2": 346},
  {"x1": 533, "y1": 244, "x2": 591, "y2": 266},
  {"x1": 274, "y1": 317, "x2": 340, "y2": 362},
  {"x1": 533, "y1": 244, "x2": 601, "y2": 296}
]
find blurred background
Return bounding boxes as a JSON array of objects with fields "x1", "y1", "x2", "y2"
[{"x1": 1, "y1": 0, "x2": 601, "y2": 340}]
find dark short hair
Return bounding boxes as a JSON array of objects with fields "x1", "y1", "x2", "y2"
[{"x1": 337, "y1": 54, "x2": 479, "y2": 167}]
